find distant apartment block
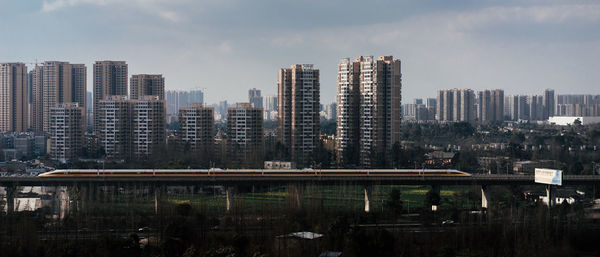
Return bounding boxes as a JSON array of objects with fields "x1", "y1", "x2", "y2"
[
  {"x1": 263, "y1": 95, "x2": 278, "y2": 120},
  {"x1": 0, "y1": 63, "x2": 28, "y2": 132},
  {"x1": 130, "y1": 74, "x2": 165, "y2": 100},
  {"x1": 436, "y1": 89, "x2": 475, "y2": 122},
  {"x1": 178, "y1": 103, "x2": 214, "y2": 153},
  {"x1": 50, "y1": 103, "x2": 84, "y2": 162},
  {"x1": 31, "y1": 61, "x2": 86, "y2": 133},
  {"x1": 336, "y1": 56, "x2": 402, "y2": 167},
  {"x1": 93, "y1": 61, "x2": 128, "y2": 135},
  {"x1": 278, "y1": 64, "x2": 320, "y2": 167},
  {"x1": 248, "y1": 88, "x2": 263, "y2": 109},
  {"x1": 166, "y1": 89, "x2": 204, "y2": 115},
  {"x1": 477, "y1": 89, "x2": 504, "y2": 123},
  {"x1": 227, "y1": 103, "x2": 263, "y2": 168},
  {"x1": 96, "y1": 95, "x2": 165, "y2": 159}
]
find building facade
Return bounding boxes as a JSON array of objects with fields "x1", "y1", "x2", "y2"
[
  {"x1": 50, "y1": 103, "x2": 84, "y2": 162},
  {"x1": 0, "y1": 63, "x2": 28, "y2": 132},
  {"x1": 178, "y1": 104, "x2": 214, "y2": 153},
  {"x1": 336, "y1": 56, "x2": 402, "y2": 167},
  {"x1": 96, "y1": 95, "x2": 165, "y2": 159},
  {"x1": 130, "y1": 74, "x2": 165, "y2": 100},
  {"x1": 278, "y1": 64, "x2": 320, "y2": 167},
  {"x1": 93, "y1": 61, "x2": 128, "y2": 135},
  {"x1": 477, "y1": 89, "x2": 504, "y2": 123},
  {"x1": 30, "y1": 61, "x2": 86, "y2": 133},
  {"x1": 226, "y1": 103, "x2": 263, "y2": 168},
  {"x1": 436, "y1": 89, "x2": 475, "y2": 122}
]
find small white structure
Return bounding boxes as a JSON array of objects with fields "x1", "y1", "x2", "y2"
[{"x1": 548, "y1": 116, "x2": 600, "y2": 126}]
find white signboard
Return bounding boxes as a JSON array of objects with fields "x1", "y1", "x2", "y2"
[{"x1": 535, "y1": 168, "x2": 563, "y2": 186}]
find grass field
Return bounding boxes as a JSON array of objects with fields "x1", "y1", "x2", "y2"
[{"x1": 83, "y1": 185, "x2": 481, "y2": 214}]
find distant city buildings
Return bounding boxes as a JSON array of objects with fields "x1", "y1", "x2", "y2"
[
  {"x1": 477, "y1": 89, "x2": 504, "y2": 123},
  {"x1": 166, "y1": 89, "x2": 204, "y2": 115},
  {"x1": 248, "y1": 88, "x2": 263, "y2": 109},
  {"x1": 336, "y1": 56, "x2": 402, "y2": 167},
  {"x1": 0, "y1": 63, "x2": 28, "y2": 132},
  {"x1": 436, "y1": 89, "x2": 475, "y2": 122},
  {"x1": 263, "y1": 95, "x2": 278, "y2": 120},
  {"x1": 278, "y1": 64, "x2": 320, "y2": 167}
]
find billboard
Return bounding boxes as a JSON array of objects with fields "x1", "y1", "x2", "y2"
[{"x1": 535, "y1": 168, "x2": 563, "y2": 186}]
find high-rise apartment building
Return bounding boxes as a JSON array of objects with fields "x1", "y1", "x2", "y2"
[
  {"x1": 96, "y1": 95, "x2": 165, "y2": 159},
  {"x1": 436, "y1": 89, "x2": 475, "y2": 122},
  {"x1": 30, "y1": 61, "x2": 86, "y2": 132},
  {"x1": 96, "y1": 95, "x2": 131, "y2": 159},
  {"x1": 0, "y1": 63, "x2": 28, "y2": 132},
  {"x1": 278, "y1": 64, "x2": 320, "y2": 167},
  {"x1": 131, "y1": 96, "x2": 166, "y2": 158},
  {"x1": 528, "y1": 95, "x2": 545, "y2": 120},
  {"x1": 93, "y1": 61, "x2": 128, "y2": 134},
  {"x1": 50, "y1": 103, "x2": 84, "y2": 162},
  {"x1": 543, "y1": 89, "x2": 555, "y2": 119},
  {"x1": 226, "y1": 103, "x2": 263, "y2": 168},
  {"x1": 130, "y1": 74, "x2": 165, "y2": 100},
  {"x1": 178, "y1": 103, "x2": 214, "y2": 153},
  {"x1": 477, "y1": 89, "x2": 504, "y2": 123},
  {"x1": 336, "y1": 56, "x2": 402, "y2": 167},
  {"x1": 248, "y1": 88, "x2": 263, "y2": 109}
]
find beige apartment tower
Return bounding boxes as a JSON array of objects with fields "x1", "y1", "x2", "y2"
[
  {"x1": 0, "y1": 63, "x2": 28, "y2": 132},
  {"x1": 130, "y1": 74, "x2": 165, "y2": 100},
  {"x1": 93, "y1": 61, "x2": 128, "y2": 135},
  {"x1": 30, "y1": 61, "x2": 87, "y2": 133},
  {"x1": 50, "y1": 103, "x2": 85, "y2": 162},
  {"x1": 277, "y1": 64, "x2": 320, "y2": 167},
  {"x1": 335, "y1": 56, "x2": 402, "y2": 167}
]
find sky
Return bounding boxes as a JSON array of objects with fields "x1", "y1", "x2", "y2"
[{"x1": 0, "y1": 0, "x2": 599, "y2": 104}]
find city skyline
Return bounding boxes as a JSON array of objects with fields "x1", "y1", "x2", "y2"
[{"x1": 1, "y1": 1, "x2": 599, "y2": 104}]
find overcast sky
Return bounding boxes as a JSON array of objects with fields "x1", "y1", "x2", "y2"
[{"x1": 1, "y1": 0, "x2": 599, "y2": 104}]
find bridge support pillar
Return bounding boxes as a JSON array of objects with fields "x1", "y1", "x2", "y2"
[
  {"x1": 431, "y1": 184, "x2": 440, "y2": 211},
  {"x1": 481, "y1": 185, "x2": 489, "y2": 209},
  {"x1": 546, "y1": 185, "x2": 553, "y2": 208},
  {"x1": 154, "y1": 184, "x2": 166, "y2": 215},
  {"x1": 226, "y1": 186, "x2": 236, "y2": 212},
  {"x1": 364, "y1": 185, "x2": 372, "y2": 213},
  {"x1": 5, "y1": 185, "x2": 15, "y2": 213}
]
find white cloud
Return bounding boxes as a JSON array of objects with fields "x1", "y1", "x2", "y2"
[{"x1": 42, "y1": 0, "x2": 189, "y2": 22}]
